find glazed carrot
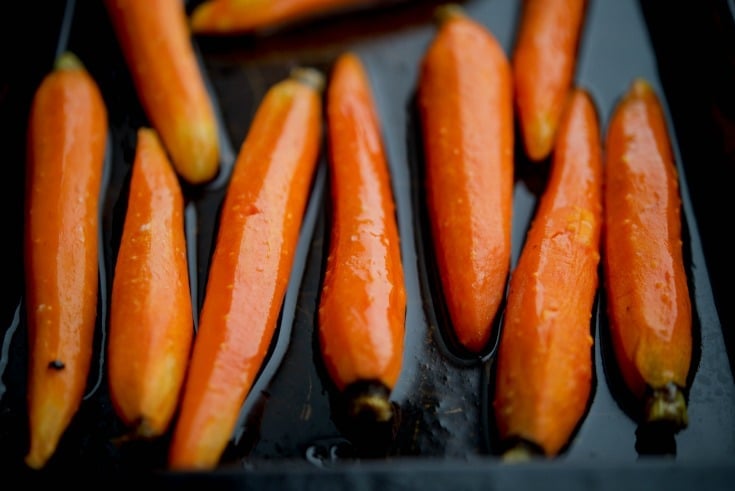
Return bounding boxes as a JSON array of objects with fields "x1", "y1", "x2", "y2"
[
  {"x1": 603, "y1": 78, "x2": 692, "y2": 431},
  {"x1": 190, "y1": 0, "x2": 376, "y2": 35},
  {"x1": 23, "y1": 52, "x2": 108, "y2": 469},
  {"x1": 105, "y1": 0, "x2": 219, "y2": 185},
  {"x1": 318, "y1": 52, "x2": 406, "y2": 424},
  {"x1": 168, "y1": 67, "x2": 325, "y2": 470},
  {"x1": 107, "y1": 128, "x2": 193, "y2": 440},
  {"x1": 513, "y1": 0, "x2": 588, "y2": 162},
  {"x1": 417, "y1": 4, "x2": 514, "y2": 353},
  {"x1": 493, "y1": 88, "x2": 602, "y2": 459}
]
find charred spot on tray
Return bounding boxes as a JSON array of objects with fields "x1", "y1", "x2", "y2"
[{"x1": 48, "y1": 360, "x2": 65, "y2": 370}]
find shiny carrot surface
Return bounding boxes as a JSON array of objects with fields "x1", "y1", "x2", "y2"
[
  {"x1": 603, "y1": 78, "x2": 692, "y2": 430},
  {"x1": 168, "y1": 67, "x2": 325, "y2": 470},
  {"x1": 107, "y1": 128, "x2": 193, "y2": 440},
  {"x1": 513, "y1": 0, "x2": 588, "y2": 162},
  {"x1": 105, "y1": 0, "x2": 219, "y2": 185},
  {"x1": 319, "y1": 52, "x2": 406, "y2": 422},
  {"x1": 417, "y1": 4, "x2": 514, "y2": 353},
  {"x1": 190, "y1": 0, "x2": 376, "y2": 35},
  {"x1": 23, "y1": 52, "x2": 108, "y2": 469},
  {"x1": 493, "y1": 88, "x2": 602, "y2": 458}
]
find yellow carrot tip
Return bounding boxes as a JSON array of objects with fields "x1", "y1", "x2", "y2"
[
  {"x1": 630, "y1": 77, "x2": 654, "y2": 98},
  {"x1": 500, "y1": 439, "x2": 542, "y2": 463},
  {"x1": 55, "y1": 51, "x2": 84, "y2": 71},
  {"x1": 291, "y1": 67, "x2": 326, "y2": 94},
  {"x1": 434, "y1": 3, "x2": 467, "y2": 25},
  {"x1": 644, "y1": 382, "x2": 689, "y2": 432}
]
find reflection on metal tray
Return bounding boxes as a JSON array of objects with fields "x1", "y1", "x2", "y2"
[{"x1": 1, "y1": 0, "x2": 734, "y2": 488}]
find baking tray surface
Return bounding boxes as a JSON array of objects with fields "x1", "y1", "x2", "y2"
[{"x1": 1, "y1": 0, "x2": 734, "y2": 488}]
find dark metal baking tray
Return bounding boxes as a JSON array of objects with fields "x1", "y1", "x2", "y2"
[{"x1": 1, "y1": 0, "x2": 734, "y2": 488}]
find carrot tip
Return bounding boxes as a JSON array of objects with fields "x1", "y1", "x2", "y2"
[
  {"x1": 434, "y1": 3, "x2": 466, "y2": 25},
  {"x1": 291, "y1": 67, "x2": 326, "y2": 94},
  {"x1": 644, "y1": 383, "x2": 689, "y2": 432},
  {"x1": 55, "y1": 51, "x2": 84, "y2": 71},
  {"x1": 500, "y1": 439, "x2": 544, "y2": 462}
]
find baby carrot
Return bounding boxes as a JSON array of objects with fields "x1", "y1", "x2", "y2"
[
  {"x1": 107, "y1": 128, "x2": 193, "y2": 440},
  {"x1": 168, "y1": 67, "x2": 325, "y2": 470},
  {"x1": 512, "y1": 0, "x2": 588, "y2": 162},
  {"x1": 23, "y1": 52, "x2": 108, "y2": 470},
  {"x1": 493, "y1": 88, "x2": 602, "y2": 459},
  {"x1": 105, "y1": 0, "x2": 220, "y2": 185},
  {"x1": 318, "y1": 52, "x2": 406, "y2": 425},
  {"x1": 190, "y1": 0, "x2": 376, "y2": 35},
  {"x1": 417, "y1": 4, "x2": 514, "y2": 353},
  {"x1": 603, "y1": 78, "x2": 692, "y2": 431}
]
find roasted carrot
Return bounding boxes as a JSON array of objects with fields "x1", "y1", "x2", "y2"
[
  {"x1": 190, "y1": 0, "x2": 377, "y2": 35},
  {"x1": 107, "y1": 128, "x2": 193, "y2": 440},
  {"x1": 417, "y1": 4, "x2": 514, "y2": 353},
  {"x1": 167, "y1": 67, "x2": 325, "y2": 470},
  {"x1": 603, "y1": 78, "x2": 692, "y2": 431},
  {"x1": 105, "y1": 0, "x2": 219, "y2": 185},
  {"x1": 318, "y1": 52, "x2": 406, "y2": 424},
  {"x1": 512, "y1": 0, "x2": 588, "y2": 162},
  {"x1": 493, "y1": 88, "x2": 602, "y2": 459},
  {"x1": 23, "y1": 52, "x2": 108, "y2": 470}
]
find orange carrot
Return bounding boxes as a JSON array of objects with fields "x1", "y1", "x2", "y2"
[
  {"x1": 23, "y1": 52, "x2": 108, "y2": 470},
  {"x1": 512, "y1": 0, "x2": 588, "y2": 162},
  {"x1": 190, "y1": 0, "x2": 377, "y2": 35},
  {"x1": 603, "y1": 78, "x2": 692, "y2": 431},
  {"x1": 318, "y1": 52, "x2": 406, "y2": 423},
  {"x1": 417, "y1": 4, "x2": 514, "y2": 353},
  {"x1": 493, "y1": 88, "x2": 602, "y2": 459},
  {"x1": 168, "y1": 67, "x2": 325, "y2": 470},
  {"x1": 107, "y1": 128, "x2": 193, "y2": 440},
  {"x1": 105, "y1": 0, "x2": 219, "y2": 185}
]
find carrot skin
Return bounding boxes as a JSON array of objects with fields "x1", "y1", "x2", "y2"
[
  {"x1": 105, "y1": 0, "x2": 219, "y2": 185},
  {"x1": 493, "y1": 88, "x2": 602, "y2": 457},
  {"x1": 513, "y1": 0, "x2": 588, "y2": 162},
  {"x1": 168, "y1": 68, "x2": 324, "y2": 470},
  {"x1": 603, "y1": 79, "x2": 692, "y2": 425},
  {"x1": 23, "y1": 52, "x2": 108, "y2": 469},
  {"x1": 319, "y1": 52, "x2": 406, "y2": 399},
  {"x1": 417, "y1": 5, "x2": 514, "y2": 353},
  {"x1": 191, "y1": 0, "x2": 377, "y2": 35},
  {"x1": 107, "y1": 128, "x2": 193, "y2": 439}
]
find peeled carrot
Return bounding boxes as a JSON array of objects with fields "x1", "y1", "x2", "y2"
[
  {"x1": 107, "y1": 128, "x2": 193, "y2": 440},
  {"x1": 493, "y1": 88, "x2": 602, "y2": 459},
  {"x1": 105, "y1": 0, "x2": 219, "y2": 185},
  {"x1": 417, "y1": 4, "x2": 514, "y2": 353},
  {"x1": 168, "y1": 67, "x2": 325, "y2": 470},
  {"x1": 190, "y1": 0, "x2": 377, "y2": 35},
  {"x1": 318, "y1": 52, "x2": 406, "y2": 424},
  {"x1": 603, "y1": 78, "x2": 692, "y2": 431},
  {"x1": 23, "y1": 52, "x2": 108, "y2": 470},
  {"x1": 512, "y1": 0, "x2": 588, "y2": 162}
]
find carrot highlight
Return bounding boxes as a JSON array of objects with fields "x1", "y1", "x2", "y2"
[
  {"x1": 512, "y1": 0, "x2": 588, "y2": 162},
  {"x1": 417, "y1": 4, "x2": 514, "y2": 353},
  {"x1": 167, "y1": 67, "x2": 325, "y2": 470},
  {"x1": 602, "y1": 78, "x2": 692, "y2": 431},
  {"x1": 105, "y1": 0, "x2": 220, "y2": 185},
  {"x1": 107, "y1": 128, "x2": 194, "y2": 440},
  {"x1": 190, "y1": 0, "x2": 379, "y2": 35},
  {"x1": 23, "y1": 52, "x2": 108, "y2": 470},
  {"x1": 493, "y1": 88, "x2": 603, "y2": 458},
  {"x1": 318, "y1": 52, "x2": 406, "y2": 423}
]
